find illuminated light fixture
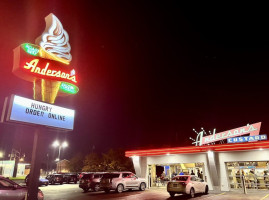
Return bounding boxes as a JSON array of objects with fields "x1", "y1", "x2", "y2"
[
  {"x1": 259, "y1": 148, "x2": 263, "y2": 151},
  {"x1": 62, "y1": 141, "x2": 68, "y2": 148},
  {"x1": 59, "y1": 82, "x2": 79, "y2": 94},
  {"x1": 166, "y1": 153, "x2": 170, "y2": 156},
  {"x1": 52, "y1": 140, "x2": 60, "y2": 147}
]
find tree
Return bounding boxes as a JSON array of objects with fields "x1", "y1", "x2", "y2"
[
  {"x1": 67, "y1": 153, "x2": 84, "y2": 172},
  {"x1": 82, "y1": 153, "x2": 103, "y2": 172},
  {"x1": 102, "y1": 149, "x2": 134, "y2": 172}
]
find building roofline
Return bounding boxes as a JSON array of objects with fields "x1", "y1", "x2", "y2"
[{"x1": 125, "y1": 140, "x2": 269, "y2": 157}]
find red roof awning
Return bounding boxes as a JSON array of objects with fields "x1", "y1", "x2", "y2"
[{"x1": 125, "y1": 140, "x2": 269, "y2": 157}]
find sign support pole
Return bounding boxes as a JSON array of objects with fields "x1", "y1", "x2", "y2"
[{"x1": 27, "y1": 128, "x2": 42, "y2": 200}]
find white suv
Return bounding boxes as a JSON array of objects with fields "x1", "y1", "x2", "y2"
[{"x1": 100, "y1": 172, "x2": 146, "y2": 193}]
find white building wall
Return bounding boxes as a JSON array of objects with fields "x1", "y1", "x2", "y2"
[
  {"x1": 218, "y1": 149, "x2": 269, "y2": 191},
  {"x1": 138, "y1": 153, "x2": 214, "y2": 190},
  {"x1": 131, "y1": 148, "x2": 269, "y2": 192},
  {"x1": 132, "y1": 156, "x2": 141, "y2": 177}
]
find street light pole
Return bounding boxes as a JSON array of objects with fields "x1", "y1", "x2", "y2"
[
  {"x1": 52, "y1": 140, "x2": 68, "y2": 173},
  {"x1": 58, "y1": 146, "x2": 61, "y2": 173}
]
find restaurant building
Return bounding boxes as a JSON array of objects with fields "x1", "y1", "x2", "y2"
[{"x1": 125, "y1": 123, "x2": 269, "y2": 191}]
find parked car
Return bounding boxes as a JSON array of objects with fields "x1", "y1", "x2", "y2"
[
  {"x1": 0, "y1": 176, "x2": 44, "y2": 200},
  {"x1": 79, "y1": 173, "x2": 105, "y2": 192},
  {"x1": 46, "y1": 174, "x2": 64, "y2": 185},
  {"x1": 39, "y1": 177, "x2": 49, "y2": 186},
  {"x1": 78, "y1": 172, "x2": 88, "y2": 180},
  {"x1": 25, "y1": 174, "x2": 49, "y2": 186},
  {"x1": 100, "y1": 172, "x2": 146, "y2": 193},
  {"x1": 167, "y1": 175, "x2": 208, "y2": 198},
  {"x1": 63, "y1": 173, "x2": 78, "y2": 184}
]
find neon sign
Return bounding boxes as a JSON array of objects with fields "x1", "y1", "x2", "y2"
[
  {"x1": 22, "y1": 43, "x2": 39, "y2": 56},
  {"x1": 190, "y1": 122, "x2": 262, "y2": 146},
  {"x1": 227, "y1": 134, "x2": 267, "y2": 143},
  {"x1": 59, "y1": 82, "x2": 79, "y2": 94},
  {"x1": 13, "y1": 14, "x2": 79, "y2": 104},
  {"x1": 24, "y1": 59, "x2": 77, "y2": 83}
]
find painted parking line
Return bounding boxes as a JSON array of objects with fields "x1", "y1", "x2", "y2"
[{"x1": 260, "y1": 194, "x2": 269, "y2": 200}]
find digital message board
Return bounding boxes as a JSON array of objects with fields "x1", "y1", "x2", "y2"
[{"x1": 6, "y1": 95, "x2": 74, "y2": 130}]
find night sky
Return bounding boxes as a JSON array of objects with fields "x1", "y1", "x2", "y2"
[{"x1": 1, "y1": 1, "x2": 269, "y2": 162}]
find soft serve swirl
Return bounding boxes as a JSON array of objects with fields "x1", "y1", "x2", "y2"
[{"x1": 36, "y1": 14, "x2": 72, "y2": 63}]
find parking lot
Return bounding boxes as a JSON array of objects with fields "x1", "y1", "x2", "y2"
[{"x1": 40, "y1": 184, "x2": 269, "y2": 200}]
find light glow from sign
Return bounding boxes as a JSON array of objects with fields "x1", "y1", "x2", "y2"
[
  {"x1": 9, "y1": 95, "x2": 75, "y2": 130},
  {"x1": 59, "y1": 82, "x2": 79, "y2": 94}
]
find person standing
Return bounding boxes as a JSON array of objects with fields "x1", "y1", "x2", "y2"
[
  {"x1": 199, "y1": 171, "x2": 203, "y2": 179},
  {"x1": 236, "y1": 170, "x2": 241, "y2": 188},
  {"x1": 248, "y1": 170, "x2": 256, "y2": 189},
  {"x1": 264, "y1": 171, "x2": 269, "y2": 189},
  {"x1": 197, "y1": 169, "x2": 201, "y2": 178},
  {"x1": 191, "y1": 170, "x2": 195, "y2": 175},
  {"x1": 172, "y1": 171, "x2": 177, "y2": 178},
  {"x1": 160, "y1": 171, "x2": 166, "y2": 185}
]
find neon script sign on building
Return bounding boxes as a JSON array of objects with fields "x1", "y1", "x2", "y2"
[{"x1": 191, "y1": 122, "x2": 261, "y2": 146}]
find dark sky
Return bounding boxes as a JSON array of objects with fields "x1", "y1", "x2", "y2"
[{"x1": 1, "y1": 1, "x2": 269, "y2": 162}]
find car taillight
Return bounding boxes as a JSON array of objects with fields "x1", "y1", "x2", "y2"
[{"x1": 38, "y1": 189, "x2": 44, "y2": 198}]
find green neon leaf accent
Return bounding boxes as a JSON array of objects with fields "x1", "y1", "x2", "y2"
[
  {"x1": 22, "y1": 43, "x2": 39, "y2": 56},
  {"x1": 59, "y1": 82, "x2": 79, "y2": 94}
]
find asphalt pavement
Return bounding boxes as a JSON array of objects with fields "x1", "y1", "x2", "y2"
[{"x1": 39, "y1": 184, "x2": 269, "y2": 200}]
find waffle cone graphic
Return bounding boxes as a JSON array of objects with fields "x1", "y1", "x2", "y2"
[{"x1": 34, "y1": 79, "x2": 61, "y2": 104}]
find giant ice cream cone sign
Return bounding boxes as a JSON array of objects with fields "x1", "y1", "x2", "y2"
[{"x1": 13, "y1": 13, "x2": 79, "y2": 104}]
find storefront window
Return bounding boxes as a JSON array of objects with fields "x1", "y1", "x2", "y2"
[
  {"x1": 226, "y1": 161, "x2": 269, "y2": 190},
  {"x1": 148, "y1": 162, "x2": 204, "y2": 187}
]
